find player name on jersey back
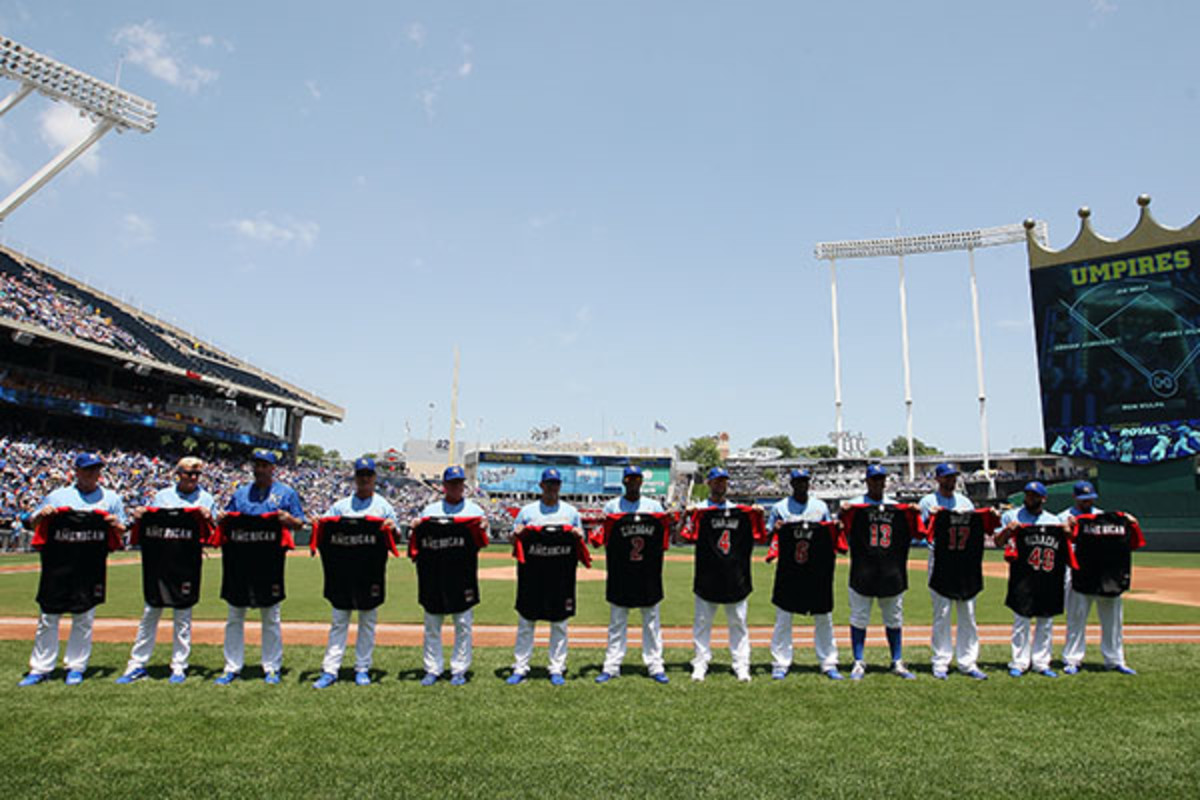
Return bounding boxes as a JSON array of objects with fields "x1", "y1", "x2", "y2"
[
  {"x1": 689, "y1": 506, "x2": 763, "y2": 604},
  {"x1": 1005, "y1": 524, "x2": 1073, "y2": 618},
  {"x1": 34, "y1": 509, "x2": 117, "y2": 614},
  {"x1": 841, "y1": 504, "x2": 919, "y2": 598},
  {"x1": 926, "y1": 509, "x2": 998, "y2": 601},
  {"x1": 769, "y1": 520, "x2": 842, "y2": 615},
  {"x1": 600, "y1": 513, "x2": 669, "y2": 608}
]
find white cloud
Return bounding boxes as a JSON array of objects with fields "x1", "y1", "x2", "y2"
[
  {"x1": 197, "y1": 34, "x2": 215, "y2": 47},
  {"x1": 406, "y1": 22, "x2": 427, "y2": 47},
  {"x1": 121, "y1": 212, "x2": 154, "y2": 245},
  {"x1": 1091, "y1": 0, "x2": 1117, "y2": 15},
  {"x1": 226, "y1": 214, "x2": 319, "y2": 249},
  {"x1": 114, "y1": 21, "x2": 218, "y2": 93},
  {"x1": 39, "y1": 104, "x2": 100, "y2": 174},
  {"x1": 305, "y1": 80, "x2": 321, "y2": 100},
  {"x1": 458, "y1": 42, "x2": 474, "y2": 77}
]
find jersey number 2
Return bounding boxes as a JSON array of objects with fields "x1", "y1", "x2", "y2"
[{"x1": 629, "y1": 536, "x2": 645, "y2": 562}]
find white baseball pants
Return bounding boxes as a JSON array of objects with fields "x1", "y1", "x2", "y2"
[
  {"x1": 601, "y1": 604, "x2": 665, "y2": 676},
  {"x1": 847, "y1": 587, "x2": 903, "y2": 628},
  {"x1": 929, "y1": 589, "x2": 980, "y2": 673},
  {"x1": 770, "y1": 607, "x2": 837, "y2": 672},
  {"x1": 1009, "y1": 614, "x2": 1054, "y2": 672},
  {"x1": 423, "y1": 609, "x2": 473, "y2": 676},
  {"x1": 223, "y1": 603, "x2": 283, "y2": 674},
  {"x1": 692, "y1": 595, "x2": 750, "y2": 677},
  {"x1": 321, "y1": 607, "x2": 378, "y2": 674},
  {"x1": 28, "y1": 609, "x2": 95, "y2": 674},
  {"x1": 1062, "y1": 588, "x2": 1126, "y2": 668},
  {"x1": 126, "y1": 605, "x2": 192, "y2": 674},
  {"x1": 512, "y1": 615, "x2": 568, "y2": 676}
]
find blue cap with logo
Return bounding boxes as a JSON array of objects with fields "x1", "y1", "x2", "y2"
[
  {"x1": 443, "y1": 465, "x2": 466, "y2": 481},
  {"x1": 1023, "y1": 480, "x2": 1048, "y2": 497},
  {"x1": 354, "y1": 457, "x2": 377, "y2": 473},
  {"x1": 623, "y1": 465, "x2": 643, "y2": 477},
  {"x1": 934, "y1": 463, "x2": 959, "y2": 478},
  {"x1": 707, "y1": 466, "x2": 730, "y2": 480},
  {"x1": 541, "y1": 467, "x2": 562, "y2": 483},
  {"x1": 1073, "y1": 480, "x2": 1098, "y2": 501},
  {"x1": 74, "y1": 453, "x2": 103, "y2": 469},
  {"x1": 251, "y1": 449, "x2": 277, "y2": 464},
  {"x1": 866, "y1": 464, "x2": 888, "y2": 478},
  {"x1": 789, "y1": 468, "x2": 811, "y2": 480}
]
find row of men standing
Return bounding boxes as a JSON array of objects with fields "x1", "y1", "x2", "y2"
[{"x1": 16, "y1": 451, "x2": 1142, "y2": 686}]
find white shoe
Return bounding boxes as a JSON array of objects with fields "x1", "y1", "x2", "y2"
[
  {"x1": 735, "y1": 671, "x2": 751, "y2": 683},
  {"x1": 691, "y1": 666, "x2": 707, "y2": 682},
  {"x1": 850, "y1": 660, "x2": 866, "y2": 681}
]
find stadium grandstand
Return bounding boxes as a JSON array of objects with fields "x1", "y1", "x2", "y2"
[{"x1": 0, "y1": 243, "x2": 342, "y2": 458}]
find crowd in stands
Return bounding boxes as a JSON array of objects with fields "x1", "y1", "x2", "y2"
[
  {"x1": 0, "y1": 428, "x2": 515, "y2": 551},
  {"x1": 0, "y1": 268, "x2": 152, "y2": 358}
]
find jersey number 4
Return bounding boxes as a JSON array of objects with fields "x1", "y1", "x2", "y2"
[
  {"x1": 1026, "y1": 545, "x2": 1057, "y2": 572},
  {"x1": 716, "y1": 530, "x2": 732, "y2": 555}
]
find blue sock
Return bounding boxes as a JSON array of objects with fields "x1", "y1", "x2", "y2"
[
  {"x1": 886, "y1": 627, "x2": 902, "y2": 662},
  {"x1": 850, "y1": 626, "x2": 866, "y2": 661}
]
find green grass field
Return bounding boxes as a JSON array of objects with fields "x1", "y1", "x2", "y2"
[
  {"x1": 1, "y1": 641, "x2": 1197, "y2": 799},
  {"x1": 2, "y1": 549, "x2": 1198, "y2": 625}
]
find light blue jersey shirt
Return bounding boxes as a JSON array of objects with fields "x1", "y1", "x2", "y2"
[
  {"x1": 515, "y1": 499, "x2": 582, "y2": 529},
  {"x1": 918, "y1": 491, "x2": 974, "y2": 523},
  {"x1": 603, "y1": 496, "x2": 665, "y2": 514},
  {"x1": 420, "y1": 498, "x2": 486, "y2": 518},
  {"x1": 152, "y1": 485, "x2": 216, "y2": 512},
  {"x1": 1000, "y1": 506, "x2": 1063, "y2": 527},
  {"x1": 326, "y1": 493, "x2": 398, "y2": 521},
  {"x1": 40, "y1": 485, "x2": 127, "y2": 525},
  {"x1": 226, "y1": 481, "x2": 306, "y2": 522},
  {"x1": 767, "y1": 495, "x2": 832, "y2": 529}
]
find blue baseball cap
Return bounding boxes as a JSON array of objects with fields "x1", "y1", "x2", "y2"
[
  {"x1": 789, "y1": 468, "x2": 811, "y2": 480},
  {"x1": 354, "y1": 457, "x2": 377, "y2": 474},
  {"x1": 541, "y1": 467, "x2": 562, "y2": 483},
  {"x1": 866, "y1": 464, "x2": 887, "y2": 478},
  {"x1": 707, "y1": 466, "x2": 730, "y2": 480},
  {"x1": 251, "y1": 449, "x2": 277, "y2": 464},
  {"x1": 623, "y1": 465, "x2": 643, "y2": 477},
  {"x1": 443, "y1": 465, "x2": 466, "y2": 481},
  {"x1": 934, "y1": 463, "x2": 959, "y2": 478},
  {"x1": 1073, "y1": 480, "x2": 1098, "y2": 501},
  {"x1": 1023, "y1": 480, "x2": 1047, "y2": 497},
  {"x1": 74, "y1": 453, "x2": 103, "y2": 469}
]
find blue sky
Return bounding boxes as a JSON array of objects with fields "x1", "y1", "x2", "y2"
[{"x1": 1, "y1": 1, "x2": 1197, "y2": 459}]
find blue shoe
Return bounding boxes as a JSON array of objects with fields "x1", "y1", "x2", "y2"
[
  {"x1": 213, "y1": 671, "x2": 239, "y2": 685},
  {"x1": 771, "y1": 668, "x2": 787, "y2": 681},
  {"x1": 823, "y1": 669, "x2": 844, "y2": 681},
  {"x1": 169, "y1": 671, "x2": 187, "y2": 685},
  {"x1": 849, "y1": 661, "x2": 866, "y2": 681},
  {"x1": 963, "y1": 668, "x2": 988, "y2": 681},
  {"x1": 891, "y1": 661, "x2": 916, "y2": 681},
  {"x1": 932, "y1": 670, "x2": 948, "y2": 681},
  {"x1": 594, "y1": 672, "x2": 617, "y2": 684},
  {"x1": 1008, "y1": 668, "x2": 1023, "y2": 678},
  {"x1": 312, "y1": 672, "x2": 337, "y2": 689},
  {"x1": 549, "y1": 673, "x2": 566, "y2": 686},
  {"x1": 18, "y1": 672, "x2": 49, "y2": 687},
  {"x1": 449, "y1": 672, "x2": 467, "y2": 686},
  {"x1": 506, "y1": 672, "x2": 526, "y2": 685},
  {"x1": 116, "y1": 667, "x2": 149, "y2": 685},
  {"x1": 65, "y1": 670, "x2": 85, "y2": 686},
  {"x1": 263, "y1": 670, "x2": 281, "y2": 685},
  {"x1": 1037, "y1": 668, "x2": 1058, "y2": 678},
  {"x1": 651, "y1": 672, "x2": 670, "y2": 684},
  {"x1": 1110, "y1": 665, "x2": 1137, "y2": 675},
  {"x1": 1063, "y1": 664, "x2": 1080, "y2": 675},
  {"x1": 355, "y1": 671, "x2": 372, "y2": 686},
  {"x1": 420, "y1": 672, "x2": 440, "y2": 687}
]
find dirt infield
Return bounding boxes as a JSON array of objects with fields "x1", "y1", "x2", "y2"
[{"x1": 0, "y1": 617, "x2": 1198, "y2": 648}]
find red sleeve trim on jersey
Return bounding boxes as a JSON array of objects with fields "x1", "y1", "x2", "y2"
[
  {"x1": 838, "y1": 504, "x2": 863, "y2": 536},
  {"x1": 576, "y1": 533, "x2": 592, "y2": 568},
  {"x1": 310, "y1": 516, "x2": 333, "y2": 554},
  {"x1": 1122, "y1": 513, "x2": 1147, "y2": 550},
  {"x1": 454, "y1": 516, "x2": 489, "y2": 549},
  {"x1": 407, "y1": 518, "x2": 427, "y2": 560},
  {"x1": 512, "y1": 530, "x2": 526, "y2": 564},
  {"x1": 765, "y1": 532, "x2": 779, "y2": 563},
  {"x1": 592, "y1": 514, "x2": 618, "y2": 548},
  {"x1": 832, "y1": 521, "x2": 849, "y2": 554},
  {"x1": 978, "y1": 508, "x2": 1000, "y2": 535},
  {"x1": 680, "y1": 509, "x2": 702, "y2": 542}
]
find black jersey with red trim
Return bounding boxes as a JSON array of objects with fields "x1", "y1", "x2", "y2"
[
  {"x1": 840, "y1": 504, "x2": 920, "y2": 598},
  {"x1": 216, "y1": 512, "x2": 294, "y2": 608},
  {"x1": 766, "y1": 520, "x2": 845, "y2": 615},
  {"x1": 925, "y1": 508, "x2": 999, "y2": 601},
  {"x1": 1004, "y1": 525, "x2": 1076, "y2": 618},
  {"x1": 311, "y1": 516, "x2": 398, "y2": 611},
  {"x1": 594, "y1": 513, "x2": 670, "y2": 608},
  {"x1": 132, "y1": 508, "x2": 215, "y2": 608},
  {"x1": 33, "y1": 509, "x2": 122, "y2": 614},
  {"x1": 512, "y1": 525, "x2": 590, "y2": 622},
  {"x1": 684, "y1": 505, "x2": 766, "y2": 604},
  {"x1": 1070, "y1": 512, "x2": 1146, "y2": 597},
  {"x1": 408, "y1": 516, "x2": 488, "y2": 615}
]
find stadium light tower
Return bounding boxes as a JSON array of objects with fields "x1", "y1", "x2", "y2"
[
  {"x1": 815, "y1": 221, "x2": 1048, "y2": 495},
  {"x1": 0, "y1": 36, "x2": 156, "y2": 222}
]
